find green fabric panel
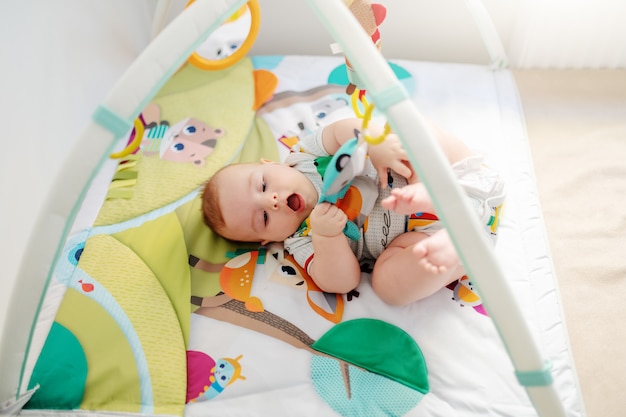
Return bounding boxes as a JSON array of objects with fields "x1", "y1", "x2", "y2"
[
  {"x1": 53, "y1": 288, "x2": 141, "y2": 413},
  {"x1": 234, "y1": 115, "x2": 280, "y2": 163},
  {"x1": 79, "y1": 233, "x2": 186, "y2": 415},
  {"x1": 25, "y1": 322, "x2": 87, "y2": 410},
  {"x1": 112, "y1": 170, "x2": 138, "y2": 180},
  {"x1": 105, "y1": 188, "x2": 134, "y2": 200},
  {"x1": 312, "y1": 318, "x2": 429, "y2": 394},
  {"x1": 175, "y1": 197, "x2": 247, "y2": 301},
  {"x1": 112, "y1": 212, "x2": 191, "y2": 346},
  {"x1": 311, "y1": 355, "x2": 425, "y2": 416}
]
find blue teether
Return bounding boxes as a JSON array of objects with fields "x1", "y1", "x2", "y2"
[{"x1": 318, "y1": 133, "x2": 367, "y2": 240}]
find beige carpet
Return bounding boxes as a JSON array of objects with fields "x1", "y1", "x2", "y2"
[{"x1": 513, "y1": 70, "x2": 626, "y2": 417}]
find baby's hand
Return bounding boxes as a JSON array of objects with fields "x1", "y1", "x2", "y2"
[
  {"x1": 367, "y1": 133, "x2": 413, "y2": 185},
  {"x1": 310, "y1": 202, "x2": 347, "y2": 237}
]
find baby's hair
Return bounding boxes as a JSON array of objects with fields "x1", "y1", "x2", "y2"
[{"x1": 201, "y1": 167, "x2": 227, "y2": 235}]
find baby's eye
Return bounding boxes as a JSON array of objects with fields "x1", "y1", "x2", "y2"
[
  {"x1": 262, "y1": 181, "x2": 266, "y2": 192},
  {"x1": 263, "y1": 211, "x2": 268, "y2": 225}
]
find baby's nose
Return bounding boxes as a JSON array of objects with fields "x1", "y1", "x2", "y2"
[{"x1": 267, "y1": 192, "x2": 279, "y2": 210}]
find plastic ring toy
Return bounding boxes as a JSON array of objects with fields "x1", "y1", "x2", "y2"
[
  {"x1": 186, "y1": 0, "x2": 260, "y2": 71},
  {"x1": 110, "y1": 117, "x2": 145, "y2": 159},
  {"x1": 355, "y1": 96, "x2": 390, "y2": 146},
  {"x1": 351, "y1": 90, "x2": 369, "y2": 119}
]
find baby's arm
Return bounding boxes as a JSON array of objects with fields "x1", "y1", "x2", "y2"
[
  {"x1": 308, "y1": 203, "x2": 361, "y2": 294},
  {"x1": 321, "y1": 118, "x2": 413, "y2": 183},
  {"x1": 319, "y1": 118, "x2": 363, "y2": 154}
]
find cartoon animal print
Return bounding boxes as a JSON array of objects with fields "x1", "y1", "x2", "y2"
[
  {"x1": 219, "y1": 249, "x2": 266, "y2": 312},
  {"x1": 139, "y1": 103, "x2": 225, "y2": 166},
  {"x1": 451, "y1": 276, "x2": 480, "y2": 307},
  {"x1": 311, "y1": 97, "x2": 349, "y2": 124},
  {"x1": 447, "y1": 275, "x2": 488, "y2": 316},
  {"x1": 199, "y1": 356, "x2": 246, "y2": 400},
  {"x1": 187, "y1": 350, "x2": 246, "y2": 402},
  {"x1": 266, "y1": 245, "x2": 345, "y2": 323},
  {"x1": 257, "y1": 85, "x2": 350, "y2": 157},
  {"x1": 210, "y1": 245, "x2": 345, "y2": 322},
  {"x1": 190, "y1": 245, "x2": 345, "y2": 322}
]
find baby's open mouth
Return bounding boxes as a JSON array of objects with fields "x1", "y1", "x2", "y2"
[{"x1": 287, "y1": 193, "x2": 302, "y2": 212}]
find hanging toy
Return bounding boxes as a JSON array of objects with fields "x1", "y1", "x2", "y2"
[
  {"x1": 321, "y1": 1, "x2": 389, "y2": 239},
  {"x1": 355, "y1": 99, "x2": 390, "y2": 146},
  {"x1": 339, "y1": 0, "x2": 390, "y2": 144},
  {"x1": 341, "y1": 0, "x2": 387, "y2": 96},
  {"x1": 318, "y1": 130, "x2": 368, "y2": 241},
  {"x1": 318, "y1": 105, "x2": 389, "y2": 240}
]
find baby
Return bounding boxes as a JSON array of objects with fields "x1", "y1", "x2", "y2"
[{"x1": 202, "y1": 117, "x2": 505, "y2": 306}]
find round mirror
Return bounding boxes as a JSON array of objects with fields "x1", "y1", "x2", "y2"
[{"x1": 186, "y1": 0, "x2": 260, "y2": 70}]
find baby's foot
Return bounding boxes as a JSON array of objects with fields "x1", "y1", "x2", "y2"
[
  {"x1": 412, "y1": 229, "x2": 459, "y2": 274},
  {"x1": 381, "y1": 182, "x2": 435, "y2": 215}
]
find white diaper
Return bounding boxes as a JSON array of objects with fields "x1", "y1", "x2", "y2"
[
  {"x1": 451, "y1": 155, "x2": 506, "y2": 242},
  {"x1": 403, "y1": 155, "x2": 505, "y2": 242}
]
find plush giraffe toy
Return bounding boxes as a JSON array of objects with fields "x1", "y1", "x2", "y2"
[{"x1": 342, "y1": 0, "x2": 387, "y2": 95}]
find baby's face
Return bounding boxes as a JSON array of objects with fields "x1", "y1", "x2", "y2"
[{"x1": 217, "y1": 162, "x2": 318, "y2": 244}]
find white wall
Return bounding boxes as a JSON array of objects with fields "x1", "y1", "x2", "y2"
[
  {"x1": 151, "y1": 0, "x2": 626, "y2": 68},
  {"x1": 248, "y1": 0, "x2": 626, "y2": 68},
  {"x1": 250, "y1": 0, "x2": 515, "y2": 66},
  {"x1": 507, "y1": 0, "x2": 626, "y2": 68}
]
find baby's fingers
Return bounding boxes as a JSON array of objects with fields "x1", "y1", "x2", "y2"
[
  {"x1": 392, "y1": 160, "x2": 413, "y2": 180},
  {"x1": 377, "y1": 167, "x2": 391, "y2": 187}
]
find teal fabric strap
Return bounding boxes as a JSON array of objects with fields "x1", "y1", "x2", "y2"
[
  {"x1": 515, "y1": 360, "x2": 554, "y2": 386},
  {"x1": 369, "y1": 83, "x2": 409, "y2": 111},
  {"x1": 93, "y1": 105, "x2": 132, "y2": 138}
]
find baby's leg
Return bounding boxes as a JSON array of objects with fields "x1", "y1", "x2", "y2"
[
  {"x1": 381, "y1": 182, "x2": 436, "y2": 215},
  {"x1": 372, "y1": 232, "x2": 464, "y2": 306},
  {"x1": 382, "y1": 181, "x2": 459, "y2": 272},
  {"x1": 412, "y1": 228, "x2": 459, "y2": 274}
]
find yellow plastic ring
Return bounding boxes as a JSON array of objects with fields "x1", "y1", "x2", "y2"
[
  {"x1": 351, "y1": 91, "x2": 369, "y2": 119},
  {"x1": 363, "y1": 122, "x2": 390, "y2": 145},
  {"x1": 356, "y1": 99, "x2": 390, "y2": 146},
  {"x1": 110, "y1": 117, "x2": 145, "y2": 159},
  {"x1": 186, "y1": 0, "x2": 260, "y2": 71}
]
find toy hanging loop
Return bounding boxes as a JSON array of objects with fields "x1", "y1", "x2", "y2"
[
  {"x1": 351, "y1": 91, "x2": 390, "y2": 145},
  {"x1": 350, "y1": 89, "x2": 368, "y2": 118}
]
